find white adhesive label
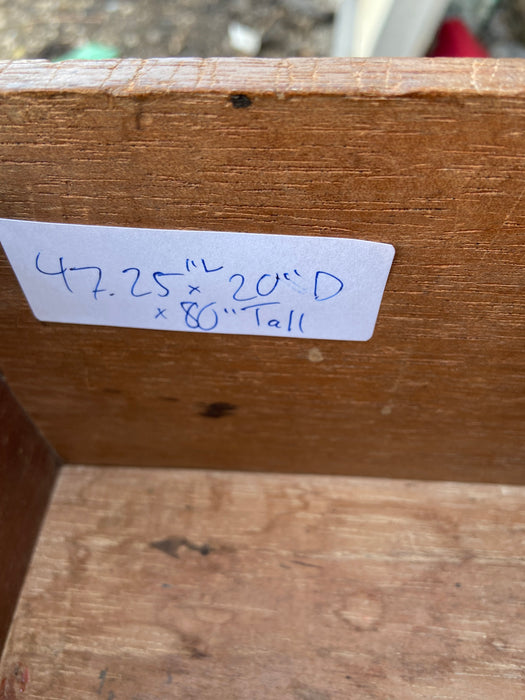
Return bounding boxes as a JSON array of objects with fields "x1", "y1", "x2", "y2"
[{"x1": 0, "y1": 219, "x2": 395, "y2": 341}]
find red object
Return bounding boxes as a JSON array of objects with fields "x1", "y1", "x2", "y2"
[{"x1": 429, "y1": 18, "x2": 489, "y2": 57}]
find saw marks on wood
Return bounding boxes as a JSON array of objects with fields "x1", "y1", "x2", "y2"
[{"x1": 2, "y1": 465, "x2": 525, "y2": 698}]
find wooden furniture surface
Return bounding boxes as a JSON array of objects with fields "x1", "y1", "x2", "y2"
[
  {"x1": 0, "y1": 377, "x2": 59, "y2": 652},
  {"x1": 1, "y1": 58, "x2": 524, "y2": 697},
  {"x1": 1, "y1": 58, "x2": 524, "y2": 484},
  {"x1": 2, "y1": 465, "x2": 525, "y2": 699}
]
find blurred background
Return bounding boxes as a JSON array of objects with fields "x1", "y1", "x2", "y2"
[{"x1": 0, "y1": 0, "x2": 524, "y2": 61}]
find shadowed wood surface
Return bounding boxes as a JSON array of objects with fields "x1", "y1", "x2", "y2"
[
  {"x1": 0, "y1": 377, "x2": 59, "y2": 654},
  {"x1": 1, "y1": 465, "x2": 525, "y2": 699},
  {"x1": 0, "y1": 58, "x2": 524, "y2": 482}
]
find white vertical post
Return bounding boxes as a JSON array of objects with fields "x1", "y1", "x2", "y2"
[{"x1": 332, "y1": 0, "x2": 450, "y2": 58}]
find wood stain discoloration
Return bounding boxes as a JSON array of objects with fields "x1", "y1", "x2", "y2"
[
  {"x1": 200, "y1": 402, "x2": 237, "y2": 419},
  {"x1": 0, "y1": 663, "x2": 29, "y2": 699},
  {"x1": 307, "y1": 347, "x2": 324, "y2": 363},
  {"x1": 150, "y1": 536, "x2": 210, "y2": 559}
]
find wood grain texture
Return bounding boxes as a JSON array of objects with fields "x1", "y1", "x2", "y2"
[
  {"x1": 2, "y1": 465, "x2": 525, "y2": 699},
  {"x1": 0, "y1": 58, "x2": 524, "y2": 482},
  {"x1": 0, "y1": 376, "x2": 60, "y2": 654}
]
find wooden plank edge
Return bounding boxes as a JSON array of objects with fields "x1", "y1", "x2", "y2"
[
  {"x1": 0, "y1": 57, "x2": 524, "y2": 98},
  {"x1": 0, "y1": 375, "x2": 62, "y2": 656}
]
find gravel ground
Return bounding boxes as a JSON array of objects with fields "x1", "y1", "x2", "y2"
[
  {"x1": 0, "y1": 0, "x2": 523, "y2": 61},
  {"x1": 0, "y1": 0, "x2": 335, "y2": 60},
  {"x1": 482, "y1": 0, "x2": 525, "y2": 54}
]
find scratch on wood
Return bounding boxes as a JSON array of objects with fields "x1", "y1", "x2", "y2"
[
  {"x1": 125, "y1": 59, "x2": 147, "y2": 95},
  {"x1": 470, "y1": 61, "x2": 482, "y2": 94},
  {"x1": 384, "y1": 57, "x2": 393, "y2": 93},
  {"x1": 291, "y1": 560, "x2": 323, "y2": 569},
  {"x1": 499, "y1": 182, "x2": 525, "y2": 230},
  {"x1": 292, "y1": 682, "x2": 331, "y2": 700},
  {"x1": 97, "y1": 668, "x2": 107, "y2": 695}
]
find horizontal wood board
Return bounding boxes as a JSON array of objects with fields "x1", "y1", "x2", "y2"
[
  {"x1": 0, "y1": 376, "x2": 59, "y2": 654},
  {"x1": 1, "y1": 465, "x2": 525, "y2": 699},
  {"x1": 0, "y1": 58, "x2": 524, "y2": 482}
]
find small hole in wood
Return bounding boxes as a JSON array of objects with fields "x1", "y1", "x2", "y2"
[{"x1": 230, "y1": 94, "x2": 252, "y2": 109}]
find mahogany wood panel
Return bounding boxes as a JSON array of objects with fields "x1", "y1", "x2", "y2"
[
  {"x1": 0, "y1": 376, "x2": 60, "y2": 654},
  {"x1": 2, "y1": 465, "x2": 525, "y2": 698},
  {"x1": 0, "y1": 58, "x2": 524, "y2": 482}
]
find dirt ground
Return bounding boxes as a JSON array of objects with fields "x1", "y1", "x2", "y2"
[{"x1": 0, "y1": 0, "x2": 524, "y2": 61}]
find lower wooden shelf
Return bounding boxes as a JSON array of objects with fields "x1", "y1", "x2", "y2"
[{"x1": 1, "y1": 465, "x2": 525, "y2": 699}]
